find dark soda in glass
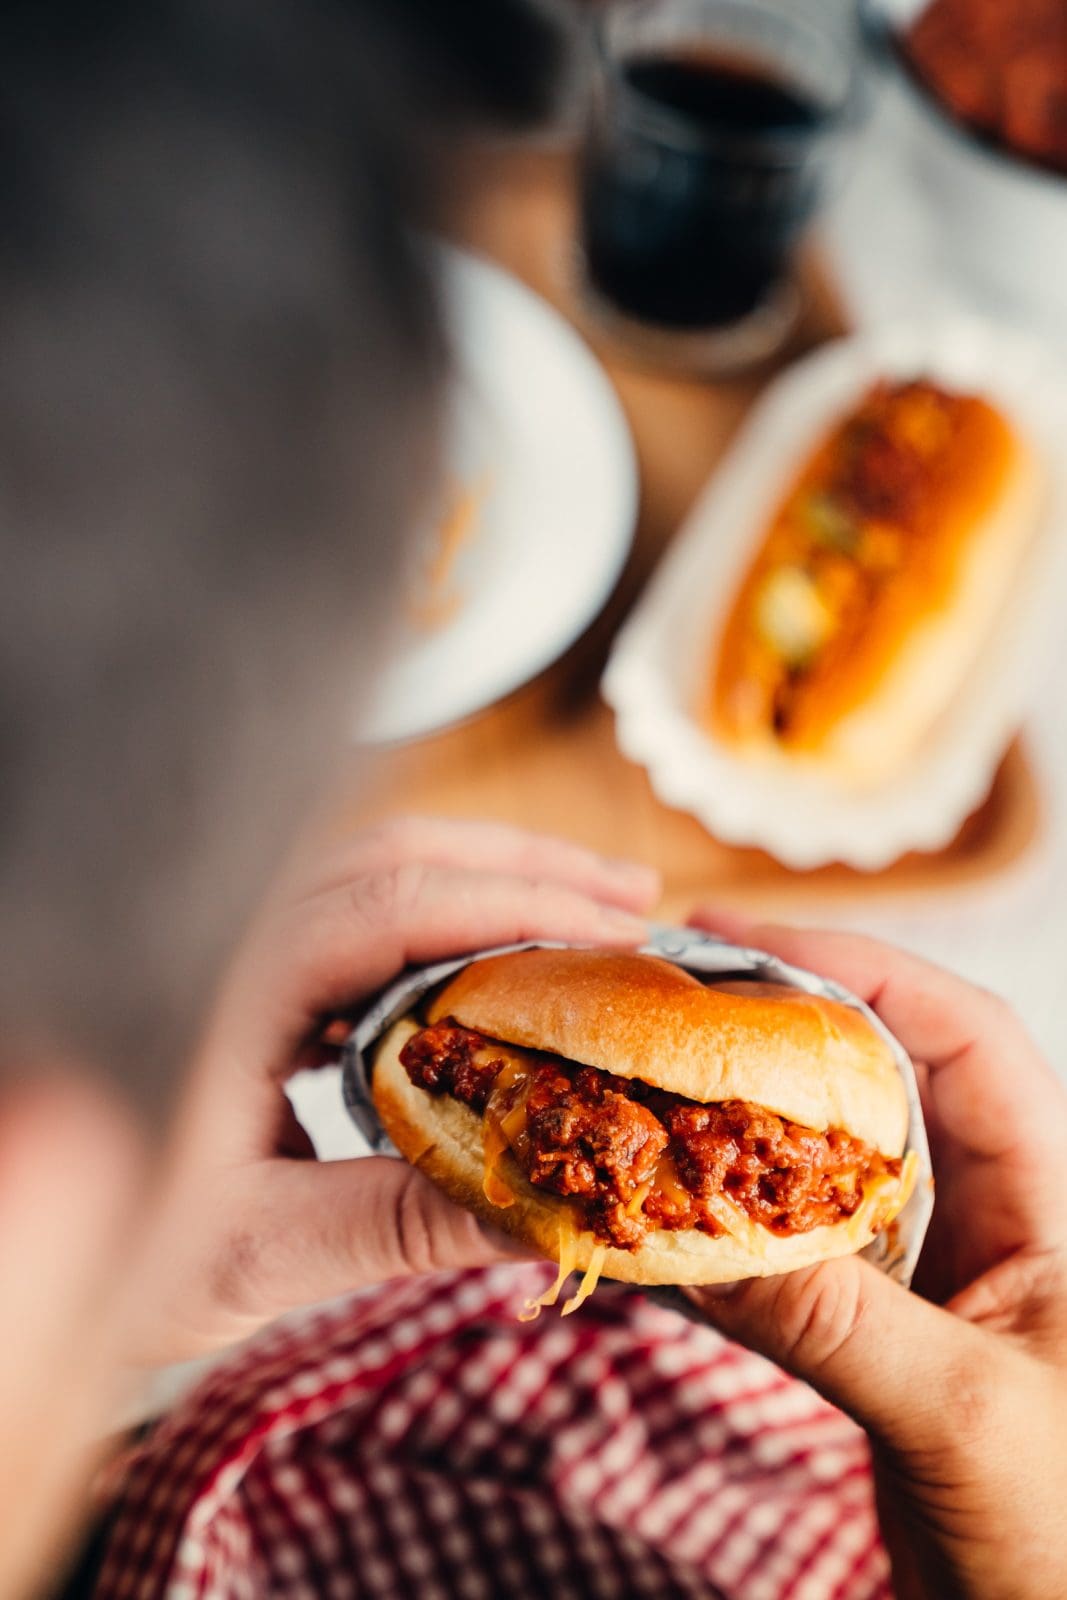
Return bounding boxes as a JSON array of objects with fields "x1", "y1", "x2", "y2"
[{"x1": 578, "y1": 3, "x2": 857, "y2": 350}]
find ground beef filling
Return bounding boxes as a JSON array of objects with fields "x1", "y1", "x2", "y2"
[{"x1": 399, "y1": 1020, "x2": 901, "y2": 1251}]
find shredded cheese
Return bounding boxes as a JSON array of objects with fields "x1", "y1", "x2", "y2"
[
  {"x1": 704, "y1": 1191, "x2": 766, "y2": 1253},
  {"x1": 652, "y1": 1154, "x2": 690, "y2": 1210},
  {"x1": 844, "y1": 1150, "x2": 920, "y2": 1247},
  {"x1": 481, "y1": 1118, "x2": 516, "y2": 1208},
  {"x1": 519, "y1": 1211, "x2": 579, "y2": 1322},
  {"x1": 481, "y1": 1056, "x2": 533, "y2": 1210},
  {"x1": 626, "y1": 1181, "x2": 652, "y2": 1219},
  {"x1": 562, "y1": 1242, "x2": 609, "y2": 1317},
  {"x1": 478, "y1": 1054, "x2": 614, "y2": 1323},
  {"x1": 873, "y1": 1150, "x2": 918, "y2": 1227}
]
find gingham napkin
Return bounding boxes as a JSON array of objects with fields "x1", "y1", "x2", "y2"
[{"x1": 95, "y1": 1265, "x2": 890, "y2": 1600}]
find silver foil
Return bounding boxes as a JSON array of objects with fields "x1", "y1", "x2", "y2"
[{"x1": 341, "y1": 925, "x2": 933, "y2": 1303}]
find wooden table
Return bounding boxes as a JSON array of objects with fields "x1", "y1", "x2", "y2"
[{"x1": 344, "y1": 146, "x2": 1040, "y2": 920}]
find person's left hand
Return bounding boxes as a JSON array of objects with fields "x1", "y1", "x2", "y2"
[{"x1": 126, "y1": 818, "x2": 659, "y2": 1366}]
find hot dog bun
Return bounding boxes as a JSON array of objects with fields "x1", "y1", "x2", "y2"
[{"x1": 711, "y1": 379, "x2": 1044, "y2": 788}]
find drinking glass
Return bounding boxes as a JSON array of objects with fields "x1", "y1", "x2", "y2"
[{"x1": 577, "y1": 0, "x2": 862, "y2": 372}]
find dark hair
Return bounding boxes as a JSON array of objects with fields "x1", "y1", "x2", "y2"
[
  {"x1": 358, "y1": 0, "x2": 572, "y2": 133},
  {"x1": 0, "y1": 0, "x2": 444, "y2": 1107}
]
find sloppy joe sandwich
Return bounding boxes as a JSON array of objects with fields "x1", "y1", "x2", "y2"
[
  {"x1": 371, "y1": 948, "x2": 917, "y2": 1315},
  {"x1": 709, "y1": 378, "x2": 1043, "y2": 787}
]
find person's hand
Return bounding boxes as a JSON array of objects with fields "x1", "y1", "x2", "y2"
[
  {"x1": 128, "y1": 818, "x2": 659, "y2": 1366},
  {"x1": 685, "y1": 917, "x2": 1067, "y2": 1600}
]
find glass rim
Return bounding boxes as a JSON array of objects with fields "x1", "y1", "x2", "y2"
[{"x1": 593, "y1": 0, "x2": 865, "y2": 157}]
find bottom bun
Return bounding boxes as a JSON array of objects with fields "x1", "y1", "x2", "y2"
[{"x1": 372, "y1": 1019, "x2": 899, "y2": 1287}]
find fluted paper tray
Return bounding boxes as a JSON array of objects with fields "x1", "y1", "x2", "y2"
[
  {"x1": 342, "y1": 926, "x2": 933, "y2": 1299},
  {"x1": 602, "y1": 315, "x2": 1067, "y2": 870}
]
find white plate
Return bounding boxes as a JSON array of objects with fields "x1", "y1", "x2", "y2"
[
  {"x1": 602, "y1": 315, "x2": 1067, "y2": 870},
  {"x1": 359, "y1": 247, "x2": 637, "y2": 745}
]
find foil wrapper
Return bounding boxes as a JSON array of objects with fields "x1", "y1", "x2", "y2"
[{"x1": 342, "y1": 925, "x2": 933, "y2": 1311}]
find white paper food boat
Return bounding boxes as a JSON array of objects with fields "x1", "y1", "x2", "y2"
[{"x1": 602, "y1": 315, "x2": 1067, "y2": 869}]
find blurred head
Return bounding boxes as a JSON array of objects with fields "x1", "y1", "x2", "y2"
[
  {"x1": 0, "y1": 0, "x2": 443, "y2": 1588},
  {"x1": 361, "y1": 0, "x2": 573, "y2": 133}
]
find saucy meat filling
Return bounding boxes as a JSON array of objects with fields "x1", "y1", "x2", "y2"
[{"x1": 399, "y1": 1019, "x2": 901, "y2": 1251}]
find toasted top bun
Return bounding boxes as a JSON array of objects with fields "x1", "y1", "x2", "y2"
[{"x1": 427, "y1": 948, "x2": 907, "y2": 1155}]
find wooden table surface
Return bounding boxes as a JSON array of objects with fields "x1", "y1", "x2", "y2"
[{"x1": 343, "y1": 145, "x2": 1040, "y2": 920}]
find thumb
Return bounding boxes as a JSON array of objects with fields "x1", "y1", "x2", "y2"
[
  {"x1": 232, "y1": 1157, "x2": 531, "y2": 1318},
  {"x1": 690, "y1": 1255, "x2": 985, "y2": 1455}
]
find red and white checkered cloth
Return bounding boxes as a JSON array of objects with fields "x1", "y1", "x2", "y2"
[{"x1": 96, "y1": 1264, "x2": 891, "y2": 1599}]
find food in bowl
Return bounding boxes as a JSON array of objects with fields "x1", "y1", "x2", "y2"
[
  {"x1": 900, "y1": 0, "x2": 1067, "y2": 176},
  {"x1": 708, "y1": 378, "x2": 1042, "y2": 787}
]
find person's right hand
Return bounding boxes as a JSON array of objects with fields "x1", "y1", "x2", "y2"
[{"x1": 686, "y1": 918, "x2": 1067, "y2": 1600}]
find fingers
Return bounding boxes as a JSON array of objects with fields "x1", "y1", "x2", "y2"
[
  {"x1": 195, "y1": 825, "x2": 657, "y2": 1163},
  {"x1": 280, "y1": 861, "x2": 649, "y2": 1025},
  {"x1": 692, "y1": 913, "x2": 990, "y2": 1065},
  {"x1": 289, "y1": 816, "x2": 660, "y2": 914},
  {"x1": 687, "y1": 1255, "x2": 1002, "y2": 1463},
  {"x1": 128, "y1": 1152, "x2": 539, "y2": 1364},
  {"x1": 691, "y1": 913, "x2": 1067, "y2": 1274},
  {"x1": 690, "y1": 915, "x2": 1064, "y2": 1153},
  {"x1": 205, "y1": 860, "x2": 652, "y2": 1144},
  {"x1": 216, "y1": 1158, "x2": 526, "y2": 1320}
]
